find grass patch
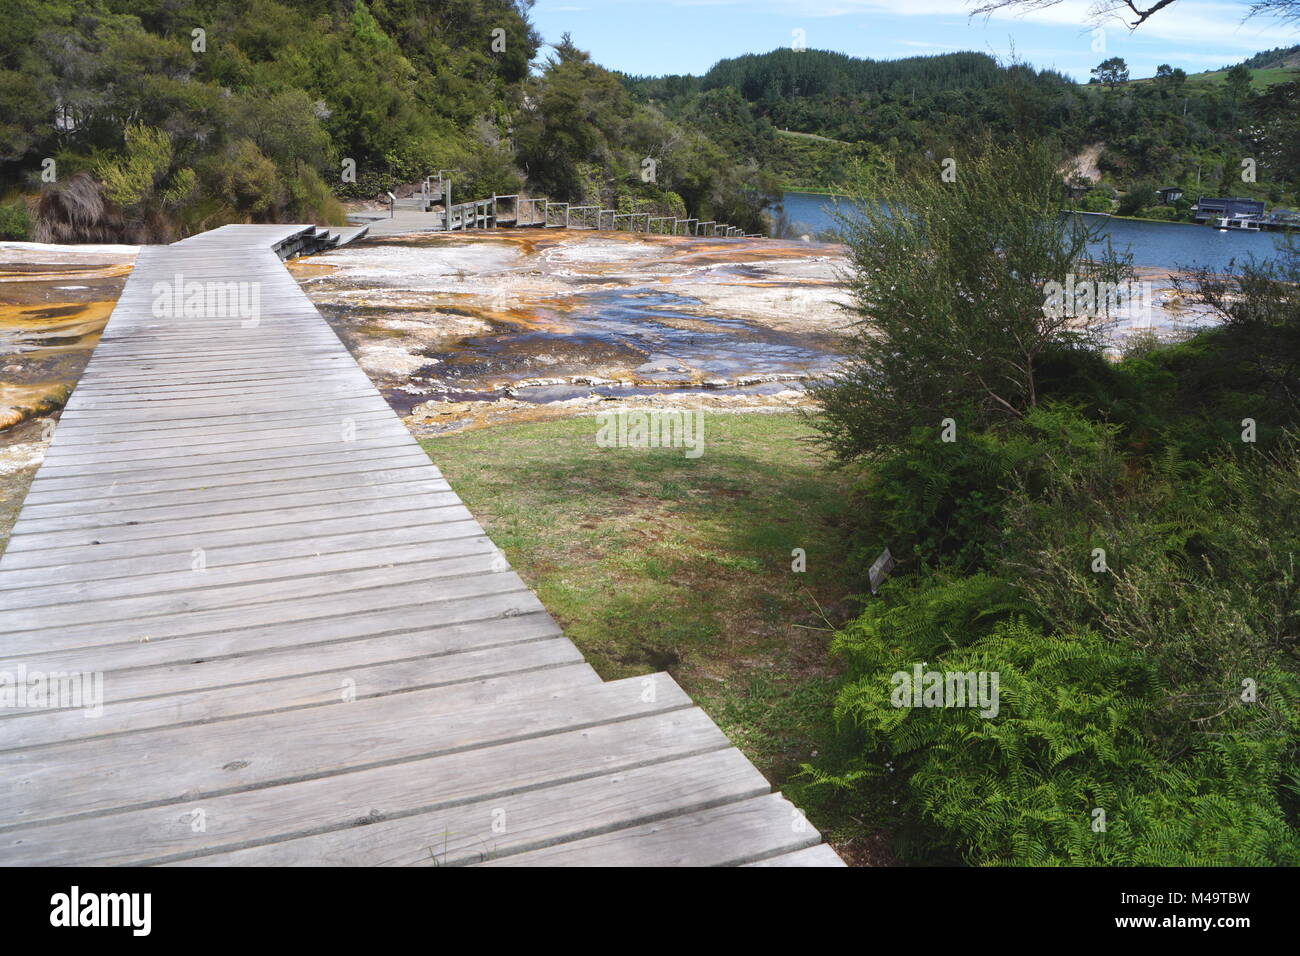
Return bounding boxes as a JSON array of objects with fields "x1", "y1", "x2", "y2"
[
  {"x1": 420, "y1": 412, "x2": 869, "y2": 819},
  {"x1": 1127, "y1": 65, "x2": 1297, "y2": 91}
]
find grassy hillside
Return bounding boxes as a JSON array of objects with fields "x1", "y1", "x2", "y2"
[{"x1": 1130, "y1": 65, "x2": 1297, "y2": 91}]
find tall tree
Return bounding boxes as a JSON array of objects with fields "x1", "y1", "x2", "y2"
[{"x1": 1091, "y1": 57, "x2": 1130, "y2": 89}]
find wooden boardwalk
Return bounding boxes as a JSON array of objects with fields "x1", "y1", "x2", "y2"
[
  {"x1": 0, "y1": 224, "x2": 842, "y2": 866},
  {"x1": 353, "y1": 175, "x2": 764, "y2": 238}
]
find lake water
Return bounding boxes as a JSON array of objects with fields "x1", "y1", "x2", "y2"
[{"x1": 780, "y1": 190, "x2": 1292, "y2": 272}]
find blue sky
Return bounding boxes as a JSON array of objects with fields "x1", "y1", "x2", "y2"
[{"x1": 529, "y1": 0, "x2": 1299, "y2": 81}]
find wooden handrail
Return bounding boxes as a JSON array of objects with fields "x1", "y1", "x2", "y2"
[{"x1": 429, "y1": 178, "x2": 764, "y2": 238}]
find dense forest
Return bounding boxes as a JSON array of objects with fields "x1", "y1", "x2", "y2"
[
  {"x1": 626, "y1": 46, "x2": 1300, "y2": 216},
  {"x1": 0, "y1": 0, "x2": 776, "y2": 241}
]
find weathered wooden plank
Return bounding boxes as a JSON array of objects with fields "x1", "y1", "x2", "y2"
[
  {"x1": 179, "y1": 749, "x2": 767, "y2": 867},
  {"x1": 0, "y1": 533, "x2": 492, "y2": 609},
  {"x1": 68, "y1": 372, "x2": 371, "y2": 398},
  {"x1": 744, "y1": 844, "x2": 848, "y2": 867},
  {"x1": 43, "y1": 409, "x2": 402, "y2": 455},
  {"x1": 77, "y1": 360, "x2": 358, "y2": 385},
  {"x1": 10, "y1": 478, "x2": 453, "y2": 539},
  {"x1": 0, "y1": 568, "x2": 538, "y2": 657},
  {"x1": 0, "y1": 607, "x2": 561, "y2": 682},
  {"x1": 47, "y1": 409, "x2": 397, "y2": 445},
  {"x1": 477, "y1": 793, "x2": 822, "y2": 866},
  {"x1": 0, "y1": 545, "x2": 502, "y2": 633},
  {"x1": 0, "y1": 504, "x2": 477, "y2": 571},
  {"x1": 10, "y1": 478, "x2": 453, "y2": 537},
  {"x1": 0, "y1": 675, "x2": 691, "y2": 829},
  {"x1": 0, "y1": 642, "x2": 594, "y2": 747},
  {"x1": 35, "y1": 427, "x2": 415, "y2": 472},
  {"x1": 19, "y1": 446, "x2": 435, "y2": 499},
  {"x1": 0, "y1": 518, "x2": 480, "y2": 589},
  {"x1": 13, "y1": 464, "x2": 437, "y2": 520},
  {"x1": 30, "y1": 433, "x2": 416, "y2": 478},
  {"x1": 62, "y1": 378, "x2": 375, "y2": 407},
  {"x1": 3, "y1": 491, "x2": 465, "y2": 552},
  {"x1": 65, "y1": 389, "x2": 383, "y2": 416},
  {"x1": 0, "y1": 709, "x2": 725, "y2": 866},
  {"x1": 51, "y1": 400, "x2": 396, "y2": 436}
]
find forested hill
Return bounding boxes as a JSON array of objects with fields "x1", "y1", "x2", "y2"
[
  {"x1": 627, "y1": 47, "x2": 1299, "y2": 211},
  {"x1": 0, "y1": 1, "x2": 776, "y2": 242},
  {"x1": 703, "y1": 49, "x2": 1023, "y2": 100},
  {"x1": 1237, "y1": 44, "x2": 1300, "y2": 69}
]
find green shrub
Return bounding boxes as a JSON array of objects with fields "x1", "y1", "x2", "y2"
[
  {"x1": 812, "y1": 139, "x2": 1130, "y2": 463},
  {"x1": 810, "y1": 435, "x2": 1300, "y2": 866},
  {"x1": 1136, "y1": 204, "x2": 1178, "y2": 220},
  {"x1": 823, "y1": 610, "x2": 1298, "y2": 865},
  {"x1": 285, "y1": 165, "x2": 347, "y2": 225},
  {"x1": 1078, "y1": 188, "x2": 1113, "y2": 213},
  {"x1": 456, "y1": 144, "x2": 525, "y2": 202},
  {"x1": 1116, "y1": 181, "x2": 1156, "y2": 216},
  {"x1": 95, "y1": 124, "x2": 174, "y2": 209},
  {"x1": 845, "y1": 405, "x2": 1121, "y2": 575},
  {"x1": 0, "y1": 198, "x2": 30, "y2": 239},
  {"x1": 203, "y1": 139, "x2": 284, "y2": 219}
]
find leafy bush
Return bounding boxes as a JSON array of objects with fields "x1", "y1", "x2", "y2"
[
  {"x1": 457, "y1": 145, "x2": 525, "y2": 202},
  {"x1": 96, "y1": 124, "x2": 175, "y2": 209},
  {"x1": 1116, "y1": 181, "x2": 1156, "y2": 216},
  {"x1": 814, "y1": 438, "x2": 1300, "y2": 865},
  {"x1": 203, "y1": 139, "x2": 284, "y2": 219},
  {"x1": 1136, "y1": 204, "x2": 1179, "y2": 220},
  {"x1": 825, "y1": 611, "x2": 1298, "y2": 865},
  {"x1": 1078, "y1": 188, "x2": 1113, "y2": 213},
  {"x1": 844, "y1": 405, "x2": 1121, "y2": 575},
  {"x1": 0, "y1": 198, "x2": 30, "y2": 240},
  {"x1": 812, "y1": 139, "x2": 1130, "y2": 462},
  {"x1": 284, "y1": 165, "x2": 347, "y2": 226}
]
